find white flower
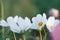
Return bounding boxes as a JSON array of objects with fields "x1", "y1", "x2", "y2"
[
  {"x1": 0, "y1": 16, "x2": 21, "y2": 33},
  {"x1": 31, "y1": 13, "x2": 47, "y2": 30},
  {"x1": 7, "y1": 17, "x2": 21, "y2": 33},
  {"x1": 46, "y1": 16, "x2": 59, "y2": 32},
  {"x1": 0, "y1": 16, "x2": 18, "y2": 27},
  {"x1": 0, "y1": 20, "x2": 9, "y2": 27},
  {"x1": 17, "y1": 17, "x2": 31, "y2": 31}
]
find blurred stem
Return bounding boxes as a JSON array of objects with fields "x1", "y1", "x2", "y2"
[
  {"x1": 44, "y1": 29, "x2": 47, "y2": 40},
  {"x1": 39, "y1": 30, "x2": 42, "y2": 40},
  {"x1": 22, "y1": 33, "x2": 26, "y2": 40},
  {"x1": 21, "y1": 30, "x2": 26, "y2": 40},
  {"x1": 1, "y1": 0, "x2": 5, "y2": 40},
  {"x1": 13, "y1": 32, "x2": 17, "y2": 40}
]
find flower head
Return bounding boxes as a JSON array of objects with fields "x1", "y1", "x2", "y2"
[
  {"x1": 0, "y1": 16, "x2": 18, "y2": 27},
  {"x1": 7, "y1": 16, "x2": 21, "y2": 33},
  {"x1": 17, "y1": 17, "x2": 31, "y2": 31},
  {"x1": 46, "y1": 16, "x2": 59, "y2": 32},
  {"x1": 0, "y1": 16, "x2": 21, "y2": 33},
  {"x1": 31, "y1": 13, "x2": 47, "y2": 30},
  {"x1": 49, "y1": 8, "x2": 59, "y2": 17}
]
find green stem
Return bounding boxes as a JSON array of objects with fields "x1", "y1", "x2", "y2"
[
  {"x1": 1, "y1": 0, "x2": 5, "y2": 40},
  {"x1": 39, "y1": 30, "x2": 42, "y2": 40},
  {"x1": 23, "y1": 33, "x2": 26, "y2": 40},
  {"x1": 44, "y1": 29, "x2": 47, "y2": 40},
  {"x1": 13, "y1": 32, "x2": 17, "y2": 40}
]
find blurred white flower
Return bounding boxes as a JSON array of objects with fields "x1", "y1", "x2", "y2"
[
  {"x1": 0, "y1": 20, "x2": 9, "y2": 27},
  {"x1": 0, "y1": 16, "x2": 18, "y2": 27},
  {"x1": 0, "y1": 16, "x2": 31, "y2": 33},
  {"x1": 31, "y1": 13, "x2": 47, "y2": 30},
  {"x1": 7, "y1": 17, "x2": 21, "y2": 33},
  {"x1": 49, "y1": 8, "x2": 59, "y2": 17},
  {"x1": 0, "y1": 16, "x2": 21, "y2": 33},
  {"x1": 17, "y1": 17, "x2": 31, "y2": 31},
  {"x1": 46, "y1": 16, "x2": 59, "y2": 32}
]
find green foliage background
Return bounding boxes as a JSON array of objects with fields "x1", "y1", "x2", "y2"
[{"x1": 0, "y1": 0, "x2": 60, "y2": 40}]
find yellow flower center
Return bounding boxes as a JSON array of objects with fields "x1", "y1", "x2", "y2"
[{"x1": 38, "y1": 22, "x2": 43, "y2": 26}]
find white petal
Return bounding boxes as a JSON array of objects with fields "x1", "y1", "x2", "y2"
[
  {"x1": 43, "y1": 13, "x2": 47, "y2": 24},
  {"x1": 25, "y1": 25, "x2": 31, "y2": 31},
  {"x1": 25, "y1": 17, "x2": 31, "y2": 26},
  {"x1": 48, "y1": 16, "x2": 55, "y2": 21},
  {"x1": 18, "y1": 17, "x2": 24, "y2": 26},
  {"x1": 32, "y1": 17, "x2": 37, "y2": 23},
  {"x1": 48, "y1": 16, "x2": 55, "y2": 24},
  {"x1": 7, "y1": 17, "x2": 20, "y2": 33},
  {"x1": 0, "y1": 20, "x2": 9, "y2": 27},
  {"x1": 10, "y1": 27, "x2": 20, "y2": 33},
  {"x1": 14, "y1": 15, "x2": 18, "y2": 23},
  {"x1": 37, "y1": 14, "x2": 42, "y2": 18},
  {"x1": 54, "y1": 19, "x2": 60, "y2": 27},
  {"x1": 25, "y1": 17, "x2": 31, "y2": 24},
  {"x1": 36, "y1": 14, "x2": 42, "y2": 20},
  {"x1": 36, "y1": 14, "x2": 43, "y2": 22},
  {"x1": 17, "y1": 17, "x2": 24, "y2": 30},
  {"x1": 43, "y1": 13, "x2": 46, "y2": 19},
  {"x1": 46, "y1": 17, "x2": 55, "y2": 27},
  {"x1": 30, "y1": 23, "x2": 38, "y2": 29},
  {"x1": 24, "y1": 17, "x2": 31, "y2": 31}
]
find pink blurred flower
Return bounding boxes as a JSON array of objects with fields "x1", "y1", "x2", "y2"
[
  {"x1": 49, "y1": 8, "x2": 59, "y2": 17},
  {"x1": 51, "y1": 22, "x2": 60, "y2": 40}
]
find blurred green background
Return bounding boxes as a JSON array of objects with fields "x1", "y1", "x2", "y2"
[
  {"x1": 0, "y1": 0, "x2": 60, "y2": 40},
  {"x1": 0, "y1": 0, "x2": 60, "y2": 19}
]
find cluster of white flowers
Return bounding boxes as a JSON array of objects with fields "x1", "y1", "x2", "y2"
[{"x1": 0, "y1": 13, "x2": 59, "y2": 33}]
